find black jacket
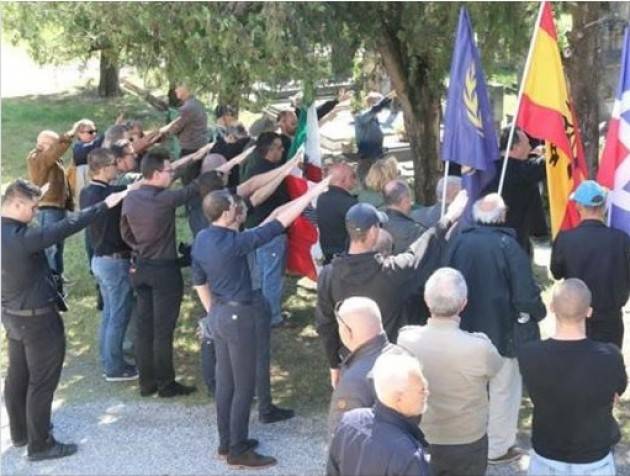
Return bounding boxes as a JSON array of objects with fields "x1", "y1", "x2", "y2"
[
  {"x1": 551, "y1": 219, "x2": 630, "y2": 314},
  {"x1": 316, "y1": 220, "x2": 449, "y2": 368},
  {"x1": 484, "y1": 156, "x2": 546, "y2": 253},
  {"x1": 384, "y1": 208, "x2": 428, "y2": 254},
  {"x1": 2, "y1": 203, "x2": 107, "y2": 310},
  {"x1": 327, "y1": 401, "x2": 430, "y2": 476},
  {"x1": 446, "y1": 225, "x2": 546, "y2": 357},
  {"x1": 317, "y1": 186, "x2": 358, "y2": 257}
]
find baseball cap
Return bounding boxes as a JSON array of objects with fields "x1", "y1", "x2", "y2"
[
  {"x1": 346, "y1": 203, "x2": 388, "y2": 233},
  {"x1": 570, "y1": 180, "x2": 607, "y2": 207}
]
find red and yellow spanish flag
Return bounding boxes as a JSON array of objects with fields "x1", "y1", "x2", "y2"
[{"x1": 516, "y1": 2, "x2": 588, "y2": 237}]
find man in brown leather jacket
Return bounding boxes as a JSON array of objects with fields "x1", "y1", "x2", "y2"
[{"x1": 26, "y1": 122, "x2": 79, "y2": 292}]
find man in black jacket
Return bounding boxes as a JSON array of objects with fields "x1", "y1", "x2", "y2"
[
  {"x1": 447, "y1": 193, "x2": 546, "y2": 465},
  {"x1": 485, "y1": 128, "x2": 546, "y2": 255},
  {"x1": 2, "y1": 179, "x2": 126, "y2": 461},
  {"x1": 551, "y1": 180, "x2": 630, "y2": 349},
  {"x1": 317, "y1": 162, "x2": 358, "y2": 264},
  {"x1": 316, "y1": 191, "x2": 467, "y2": 389}
]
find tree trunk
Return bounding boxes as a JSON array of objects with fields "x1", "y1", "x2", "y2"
[
  {"x1": 98, "y1": 49, "x2": 121, "y2": 97},
  {"x1": 378, "y1": 33, "x2": 441, "y2": 204},
  {"x1": 566, "y1": 2, "x2": 603, "y2": 176}
]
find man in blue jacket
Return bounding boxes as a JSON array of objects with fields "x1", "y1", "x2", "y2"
[{"x1": 447, "y1": 192, "x2": 546, "y2": 465}]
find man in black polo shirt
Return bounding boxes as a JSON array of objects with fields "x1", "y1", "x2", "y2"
[
  {"x1": 551, "y1": 180, "x2": 630, "y2": 349},
  {"x1": 121, "y1": 147, "x2": 200, "y2": 398},
  {"x1": 2, "y1": 179, "x2": 126, "y2": 461},
  {"x1": 519, "y1": 279, "x2": 627, "y2": 475},
  {"x1": 317, "y1": 162, "x2": 358, "y2": 264},
  {"x1": 80, "y1": 148, "x2": 138, "y2": 382},
  {"x1": 191, "y1": 179, "x2": 330, "y2": 468},
  {"x1": 242, "y1": 132, "x2": 291, "y2": 327}
]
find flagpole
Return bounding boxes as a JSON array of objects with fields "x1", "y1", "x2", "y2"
[
  {"x1": 440, "y1": 160, "x2": 450, "y2": 218},
  {"x1": 498, "y1": 1, "x2": 546, "y2": 196}
]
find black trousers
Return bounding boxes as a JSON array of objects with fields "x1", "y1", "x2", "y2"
[
  {"x1": 211, "y1": 300, "x2": 259, "y2": 456},
  {"x1": 588, "y1": 309, "x2": 624, "y2": 349},
  {"x1": 3, "y1": 311, "x2": 65, "y2": 454},
  {"x1": 429, "y1": 434, "x2": 488, "y2": 476},
  {"x1": 130, "y1": 260, "x2": 183, "y2": 392}
]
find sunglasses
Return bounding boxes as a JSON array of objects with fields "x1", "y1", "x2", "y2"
[{"x1": 81, "y1": 129, "x2": 97, "y2": 135}]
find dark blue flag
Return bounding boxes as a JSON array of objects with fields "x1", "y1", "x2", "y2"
[{"x1": 441, "y1": 7, "x2": 499, "y2": 221}]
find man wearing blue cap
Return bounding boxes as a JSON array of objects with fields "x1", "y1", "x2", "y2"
[
  {"x1": 551, "y1": 180, "x2": 630, "y2": 348},
  {"x1": 316, "y1": 191, "x2": 468, "y2": 389}
]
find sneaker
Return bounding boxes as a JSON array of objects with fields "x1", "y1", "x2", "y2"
[
  {"x1": 260, "y1": 404, "x2": 295, "y2": 424},
  {"x1": 158, "y1": 381, "x2": 197, "y2": 398},
  {"x1": 105, "y1": 367, "x2": 139, "y2": 382},
  {"x1": 28, "y1": 441, "x2": 78, "y2": 462},
  {"x1": 226, "y1": 448, "x2": 277, "y2": 469},
  {"x1": 488, "y1": 446, "x2": 526, "y2": 465},
  {"x1": 218, "y1": 439, "x2": 259, "y2": 459}
]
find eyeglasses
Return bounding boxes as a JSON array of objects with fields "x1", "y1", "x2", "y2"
[
  {"x1": 334, "y1": 301, "x2": 352, "y2": 334},
  {"x1": 81, "y1": 129, "x2": 97, "y2": 135}
]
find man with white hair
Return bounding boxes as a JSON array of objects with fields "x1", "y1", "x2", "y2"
[
  {"x1": 519, "y1": 279, "x2": 627, "y2": 475},
  {"x1": 398, "y1": 267, "x2": 503, "y2": 476},
  {"x1": 412, "y1": 176, "x2": 462, "y2": 228},
  {"x1": 327, "y1": 352, "x2": 431, "y2": 476},
  {"x1": 447, "y1": 193, "x2": 546, "y2": 465},
  {"x1": 327, "y1": 296, "x2": 404, "y2": 436}
]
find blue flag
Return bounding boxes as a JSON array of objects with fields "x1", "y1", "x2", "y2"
[{"x1": 441, "y1": 7, "x2": 499, "y2": 219}]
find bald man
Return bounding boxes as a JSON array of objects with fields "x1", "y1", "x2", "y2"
[
  {"x1": 317, "y1": 162, "x2": 358, "y2": 264},
  {"x1": 327, "y1": 297, "x2": 404, "y2": 436},
  {"x1": 26, "y1": 123, "x2": 80, "y2": 292},
  {"x1": 327, "y1": 352, "x2": 431, "y2": 476},
  {"x1": 518, "y1": 279, "x2": 627, "y2": 475}
]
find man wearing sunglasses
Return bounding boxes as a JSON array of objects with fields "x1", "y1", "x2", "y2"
[{"x1": 316, "y1": 190, "x2": 468, "y2": 389}]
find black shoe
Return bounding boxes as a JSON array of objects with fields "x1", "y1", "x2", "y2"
[
  {"x1": 227, "y1": 448, "x2": 277, "y2": 469},
  {"x1": 28, "y1": 442, "x2": 78, "y2": 462},
  {"x1": 140, "y1": 385, "x2": 158, "y2": 397},
  {"x1": 218, "y1": 439, "x2": 259, "y2": 459},
  {"x1": 12, "y1": 438, "x2": 27, "y2": 448},
  {"x1": 158, "y1": 381, "x2": 197, "y2": 398},
  {"x1": 260, "y1": 404, "x2": 295, "y2": 424}
]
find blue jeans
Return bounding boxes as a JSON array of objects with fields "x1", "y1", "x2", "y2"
[
  {"x1": 37, "y1": 208, "x2": 66, "y2": 276},
  {"x1": 252, "y1": 233, "x2": 287, "y2": 325},
  {"x1": 92, "y1": 256, "x2": 133, "y2": 376},
  {"x1": 528, "y1": 450, "x2": 615, "y2": 476}
]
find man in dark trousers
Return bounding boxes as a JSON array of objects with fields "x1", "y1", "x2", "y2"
[
  {"x1": 485, "y1": 128, "x2": 546, "y2": 255},
  {"x1": 519, "y1": 279, "x2": 627, "y2": 475},
  {"x1": 191, "y1": 178, "x2": 329, "y2": 468},
  {"x1": 551, "y1": 180, "x2": 630, "y2": 349},
  {"x1": 317, "y1": 162, "x2": 358, "y2": 264},
  {"x1": 2, "y1": 179, "x2": 126, "y2": 461},
  {"x1": 316, "y1": 191, "x2": 467, "y2": 389},
  {"x1": 120, "y1": 147, "x2": 200, "y2": 398}
]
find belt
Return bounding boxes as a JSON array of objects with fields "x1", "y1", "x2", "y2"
[
  {"x1": 98, "y1": 251, "x2": 131, "y2": 260},
  {"x1": 38, "y1": 205, "x2": 65, "y2": 211},
  {"x1": 216, "y1": 299, "x2": 254, "y2": 307},
  {"x1": 3, "y1": 304, "x2": 57, "y2": 317}
]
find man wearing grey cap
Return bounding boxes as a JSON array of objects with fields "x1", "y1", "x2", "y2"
[
  {"x1": 316, "y1": 191, "x2": 468, "y2": 389},
  {"x1": 551, "y1": 180, "x2": 630, "y2": 348}
]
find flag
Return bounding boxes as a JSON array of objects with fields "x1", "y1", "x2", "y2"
[
  {"x1": 516, "y1": 1, "x2": 588, "y2": 238},
  {"x1": 441, "y1": 7, "x2": 499, "y2": 220},
  {"x1": 284, "y1": 103, "x2": 322, "y2": 281},
  {"x1": 597, "y1": 27, "x2": 630, "y2": 236}
]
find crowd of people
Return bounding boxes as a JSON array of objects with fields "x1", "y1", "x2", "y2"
[{"x1": 2, "y1": 82, "x2": 630, "y2": 476}]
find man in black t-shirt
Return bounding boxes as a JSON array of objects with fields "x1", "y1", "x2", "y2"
[
  {"x1": 80, "y1": 149, "x2": 138, "y2": 382},
  {"x1": 519, "y1": 279, "x2": 627, "y2": 475}
]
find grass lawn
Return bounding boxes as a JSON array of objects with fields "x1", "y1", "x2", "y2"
[{"x1": 1, "y1": 90, "x2": 330, "y2": 413}]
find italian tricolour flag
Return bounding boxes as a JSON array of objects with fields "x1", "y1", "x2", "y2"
[{"x1": 284, "y1": 103, "x2": 323, "y2": 281}]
